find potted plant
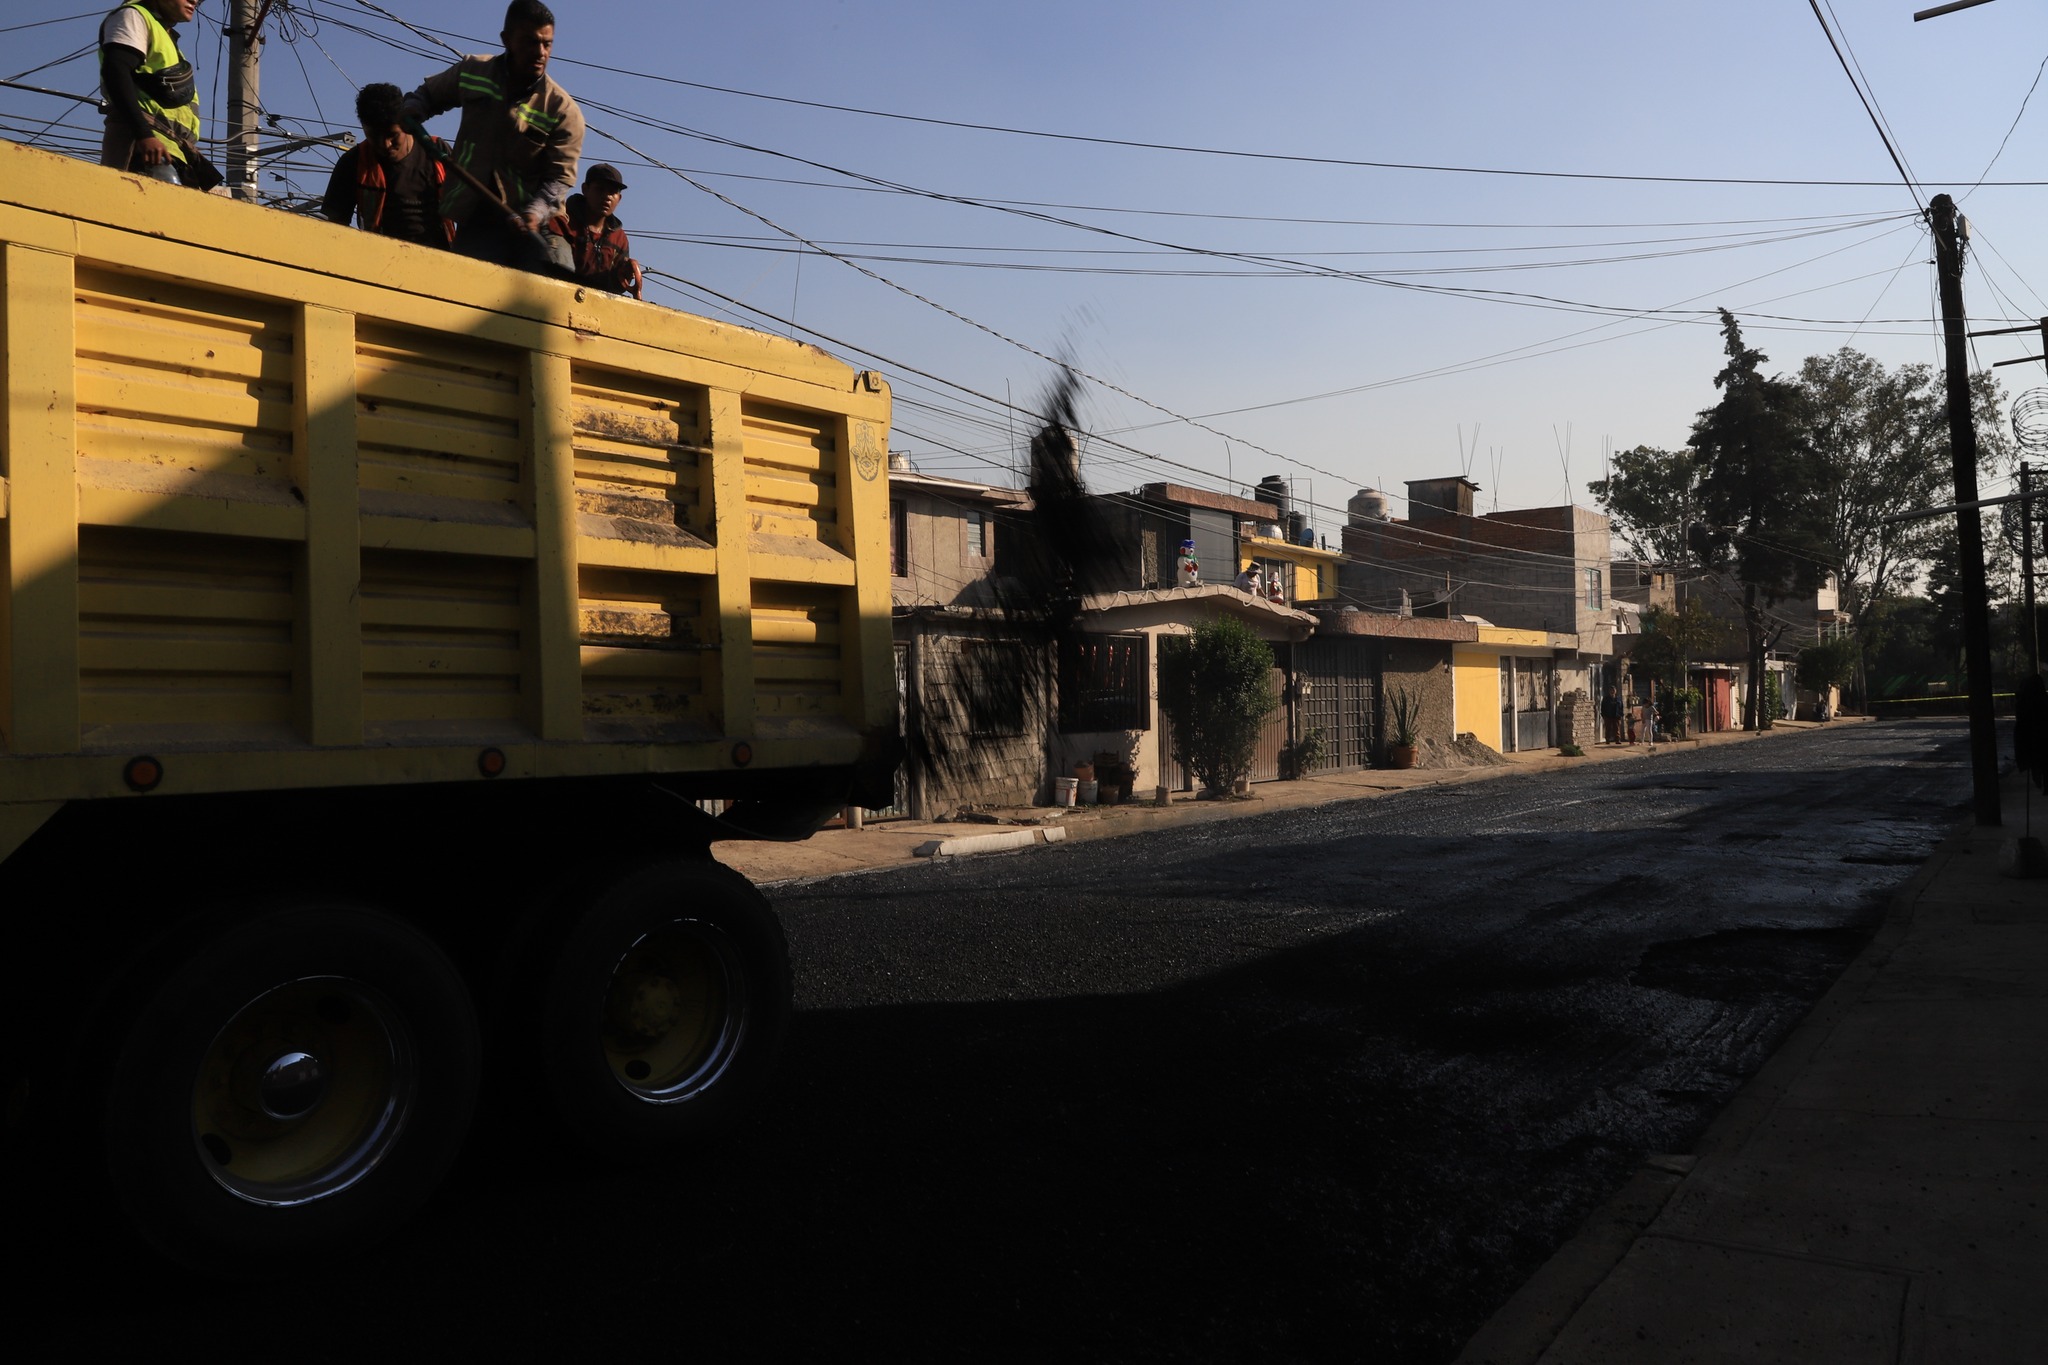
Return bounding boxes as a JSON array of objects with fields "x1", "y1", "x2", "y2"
[
  {"x1": 1096, "y1": 736, "x2": 1141, "y2": 803},
  {"x1": 1385, "y1": 686, "x2": 1421, "y2": 769},
  {"x1": 1278, "y1": 726, "x2": 1326, "y2": 780}
]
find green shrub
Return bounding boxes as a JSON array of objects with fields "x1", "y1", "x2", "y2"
[
  {"x1": 1279, "y1": 726, "x2": 1325, "y2": 780},
  {"x1": 1156, "y1": 618, "x2": 1278, "y2": 796}
]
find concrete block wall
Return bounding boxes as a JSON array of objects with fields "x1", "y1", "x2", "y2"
[
  {"x1": 1556, "y1": 688, "x2": 1597, "y2": 750},
  {"x1": 1378, "y1": 639, "x2": 1456, "y2": 753},
  {"x1": 909, "y1": 631, "x2": 1050, "y2": 817}
]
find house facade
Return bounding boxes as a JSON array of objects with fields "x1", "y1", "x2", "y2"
[
  {"x1": 1341, "y1": 476, "x2": 1615, "y2": 753},
  {"x1": 1611, "y1": 558, "x2": 1850, "y2": 728},
  {"x1": 886, "y1": 461, "x2": 1045, "y2": 818}
]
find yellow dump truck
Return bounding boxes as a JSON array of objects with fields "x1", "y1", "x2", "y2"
[{"x1": 0, "y1": 138, "x2": 897, "y2": 1269}]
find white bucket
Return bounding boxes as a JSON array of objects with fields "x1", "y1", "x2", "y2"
[{"x1": 1052, "y1": 777, "x2": 1079, "y2": 807}]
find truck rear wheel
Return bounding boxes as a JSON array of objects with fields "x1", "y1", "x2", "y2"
[
  {"x1": 535, "y1": 860, "x2": 792, "y2": 1157},
  {"x1": 102, "y1": 904, "x2": 480, "y2": 1273}
]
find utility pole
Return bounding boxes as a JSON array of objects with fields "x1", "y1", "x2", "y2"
[
  {"x1": 1929, "y1": 194, "x2": 2003, "y2": 826},
  {"x1": 2023, "y1": 462, "x2": 2040, "y2": 679},
  {"x1": 226, "y1": 0, "x2": 263, "y2": 201}
]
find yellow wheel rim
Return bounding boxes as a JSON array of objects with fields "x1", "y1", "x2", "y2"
[
  {"x1": 189, "y1": 978, "x2": 414, "y2": 1205},
  {"x1": 600, "y1": 921, "x2": 746, "y2": 1102}
]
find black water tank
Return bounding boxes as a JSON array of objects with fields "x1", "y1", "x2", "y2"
[{"x1": 1256, "y1": 474, "x2": 1290, "y2": 520}]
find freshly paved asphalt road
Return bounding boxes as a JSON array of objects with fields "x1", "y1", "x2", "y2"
[{"x1": 22, "y1": 720, "x2": 1973, "y2": 1362}]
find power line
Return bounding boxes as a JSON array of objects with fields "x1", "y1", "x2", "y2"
[{"x1": 1807, "y1": 0, "x2": 1926, "y2": 212}]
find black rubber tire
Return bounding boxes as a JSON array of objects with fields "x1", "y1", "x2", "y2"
[
  {"x1": 535, "y1": 859, "x2": 792, "y2": 1158},
  {"x1": 101, "y1": 904, "x2": 480, "y2": 1274}
]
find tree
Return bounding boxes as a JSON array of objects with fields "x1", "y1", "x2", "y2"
[
  {"x1": 1632, "y1": 600, "x2": 1735, "y2": 692},
  {"x1": 1796, "y1": 348, "x2": 2009, "y2": 705},
  {"x1": 1690, "y1": 311, "x2": 1834, "y2": 731},
  {"x1": 1155, "y1": 617, "x2": 1278, "y2": 797},
  {"x1": 1586, "y1": 444, "x2": 1703, "y2": 564},
  {"x1": 1796, "y1": 636, "x2": 1857, "y2": 697}
]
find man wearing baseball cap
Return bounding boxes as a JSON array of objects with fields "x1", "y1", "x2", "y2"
[{"x1": 543, "y1": 162, "x2": 642, "y2": 298}]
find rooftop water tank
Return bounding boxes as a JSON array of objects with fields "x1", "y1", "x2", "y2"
[
  {"x1": 888, "y1": 450, "x2": 916, "y2": 473},
  {"x1": 1348, "y1": 488, "x2": 1390, "y2": 525},
  {"x1": 1256, "y1": 474, "x2": 1291, "y2": 520}
]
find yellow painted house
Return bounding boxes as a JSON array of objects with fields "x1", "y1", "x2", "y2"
[
  {"x1": 1237, "y1": 527, "x2": 1345, "y2": 602},
  {"x1": 1453, "y1": 625, "x2": 1580, "y2": 753}
]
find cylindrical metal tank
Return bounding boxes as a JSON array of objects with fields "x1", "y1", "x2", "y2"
[
  {"x1": 1348, "y1": 488, "x2": 1390, "y2": 525},
  {"x1": 1256, "y1": 474, "x2": 1291, "y2": 520}
]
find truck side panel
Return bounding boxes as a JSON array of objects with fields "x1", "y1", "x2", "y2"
[{"x1": 0, "y1": 141, "x2": 893, "y2": 815}]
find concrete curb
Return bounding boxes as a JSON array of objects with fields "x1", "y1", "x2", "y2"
[{"x1": 912, "y1": 825, "x2": 1069, "y2": 859}]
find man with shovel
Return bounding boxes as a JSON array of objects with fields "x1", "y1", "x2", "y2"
[{"x1": 403, "y1": 0, "x2": 583, "y2": 272}]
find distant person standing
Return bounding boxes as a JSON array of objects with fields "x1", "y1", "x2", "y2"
[
  {"x1": 403, "y1": 0, "x2": 585, "y2": 271},
  {"x1": 98, "y1": 0, "x2": 206, "y2": 185},
  {"x1": 1601, "y1": 686, "x2": 1623, "y2": 745},
  {"x1": 544, "y1": 163, "x2": 642, "y2": 297},
  {"x1": 321, "y1": 84, "x2": 455, "y2": 247}
]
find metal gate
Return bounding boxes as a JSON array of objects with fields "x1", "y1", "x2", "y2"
[
  {"x1": 1251, "y1": 666, "x2": 1288, "y2": 782},
  {"x1": 1298, "y1": 638, "x2": 1378, "y2": 772},
  {"x1": 859, "y1": 644, "x2": 912, "y2": 820},
  {"x1": 1173, "y1": 666, "x2": 1289, "y2": 791},
  {"x1": 1501, "y1": 656, "x2": 1555, "y2": 752}
]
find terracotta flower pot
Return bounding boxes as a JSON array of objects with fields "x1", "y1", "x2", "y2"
[{"x1": 1386, "y1": 743, "x2": 1418, "y2": 770}]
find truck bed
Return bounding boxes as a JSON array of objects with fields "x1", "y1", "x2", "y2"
[{"x1": 0, "y1": 139, "x2": 895, "y2": 856}]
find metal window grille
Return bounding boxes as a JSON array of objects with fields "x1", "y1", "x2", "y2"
[
  {"x1": 1058, "y1": 633, "x2": 1150, "y2": 731},
  {"x1": 964, "y1": 639, "x2": 1029, "y2": 737}
]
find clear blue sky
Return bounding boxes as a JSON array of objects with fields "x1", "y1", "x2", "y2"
[{"x1": 7, "y1": 1, "x2": 2047, "y2": 533}]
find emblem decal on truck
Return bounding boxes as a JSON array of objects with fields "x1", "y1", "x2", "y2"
[{"x1": 852, "y1": 422, "x2": 883, "y2": 482}]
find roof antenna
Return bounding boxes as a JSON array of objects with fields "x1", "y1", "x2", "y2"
[{"x1": 1552, "y1": 422, "x2": 1573, "y2": 505}]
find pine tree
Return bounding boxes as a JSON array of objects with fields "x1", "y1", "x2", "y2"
[{"x1": 1689, "y1": 311, "x2": 1834, "y2": 730}]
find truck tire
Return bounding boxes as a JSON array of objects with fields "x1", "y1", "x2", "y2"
[
  {"x1": 535, "y1": 859, "x2": 792, "y2": 1158},
  {"x1": 101, "y1": 904, "x2": 480, "y2": 1273}
]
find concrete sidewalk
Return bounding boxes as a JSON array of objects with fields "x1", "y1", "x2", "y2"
[
  {"x1": 1458, "y1": 762, "x2": 2048, "y2": 1365},
  {"x1": 714, "y1": 718, "x2": 1857, "y2": 887}
]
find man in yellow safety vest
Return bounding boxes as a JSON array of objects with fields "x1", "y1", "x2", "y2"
[{"x1": 98, "y1": 0, "x2": 204, "y2": 184}]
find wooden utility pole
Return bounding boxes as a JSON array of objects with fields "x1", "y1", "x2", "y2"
[
  {"x1": 2023, "y1": 462, "x2": 2040, "y2": 679},
  {"x1": 1929, "y1": 194, "x2": 2003, "y2": 826},
  {"x1": 226, "y1": 0, "x2": 262, "y2": 201}
]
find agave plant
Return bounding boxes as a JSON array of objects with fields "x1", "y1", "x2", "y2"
[{"x1": 1387, "y1": 685, "x2": 1422, "y2": 747}]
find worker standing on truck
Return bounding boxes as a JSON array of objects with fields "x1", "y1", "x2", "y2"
[
  {"x1": 543, "y1": 163, "x2": 642, "y2": 298},
  {"x1": 402, "y1": 0, "x2": 585, "y2": 273},
  {"x1": 97, "y1": 0, "x2": 211, "y2": 187},
  {"x1": 321, "y1": 84, "x2": 456, "y2": 247}
]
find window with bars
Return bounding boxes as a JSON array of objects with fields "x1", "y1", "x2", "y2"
[
  {"x1": 1058, "y1": 632, "x2": 1150, "y2": 731},
  {"x1": 891, "y1": 499, "x2": 907, "y2": 577},
  {"x1": 962, "y1": 639, "x2": 1029, "y2": 737},
  {"x1": 965, "y1": 509, "x2": 988, "y2": 559},
  {"x1": 1584, "y1": 567, "x2": 1603, "y2": 608}
]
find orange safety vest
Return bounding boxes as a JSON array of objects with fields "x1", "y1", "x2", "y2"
[{"x1": 356, "y1": 148, "x2": 456, "y2": 244}]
